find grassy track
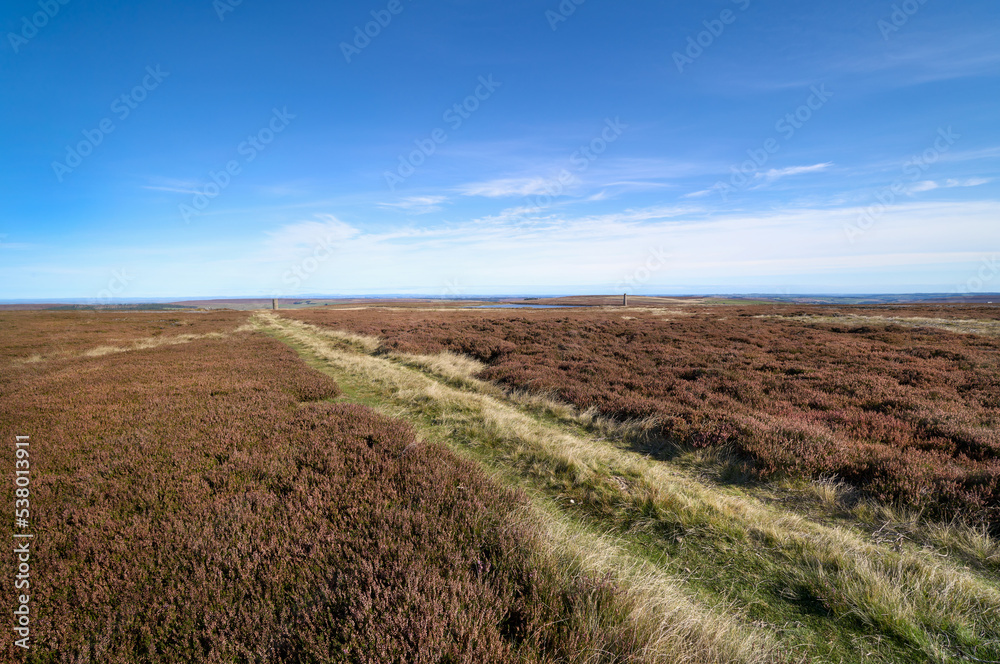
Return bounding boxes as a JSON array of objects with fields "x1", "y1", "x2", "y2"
[{"x1": 255, "y1": 311, "x2": 1000, "y2": 664}]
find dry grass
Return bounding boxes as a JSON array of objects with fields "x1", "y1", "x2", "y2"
[
  {"x1": 529, "y1": 510, "x2": 783, "y2": 664},
  {"x1": 391, "y1": 349, "x2": 488, "y2": 383},
  {"x1": 80, "y1": 330, "x2": 232, "y2": 357},
  {"x1": 803, "y1": 477, "x2": 850, "y2": 509}
]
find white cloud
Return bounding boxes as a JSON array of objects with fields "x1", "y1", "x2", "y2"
[
  {"x1": 263, "y1": 215, "x2": 360, "y2": 261},
  {"x1": 944, "y1": 177, "x2": 992, "y2": 188},
  {"x1": 907, "y1": 177, "x2": 992, "y2": 194},
  {"x1": 378, "y1": 195, "x2": 448, "y2": 214},
  {"x1": 939, "y1": 146, "x2": 1000, "y2": 164},
  {"x1": 141, "y1": 176, "x2": 209, "y2": 195},
  {"x1": 7, "y1": 200, "x2": 997, "y2": 298},
  {"x1": 290, "y1": 198, "x2": 995, "y2": 292},
  {"x1": 755, "y1": 162, "x2": 833, "y2": 185},
  {"x1": 453, "y1": 158, "x2": 694, "y2": 205},
  {"x1": 457, "y1": 177, "x2": 564, "y2": 198},
  {"x1": 909, "y1": 180, "x2": 939, "y2": 193},
  {"x1": 242, "y1": 199, "x2": 996, "y2": 294},
  {"x1": 142, "y1": 184, "x2": 202, "y2": 195}
]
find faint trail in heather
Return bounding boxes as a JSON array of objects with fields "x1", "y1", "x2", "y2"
[{"x1": 11, "y1": 323, "x2": 255, "y2": 365}]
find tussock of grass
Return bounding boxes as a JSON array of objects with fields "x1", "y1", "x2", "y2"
[
  {"x1": 391, "y1": 349, "x2": 488, "y2": 383},
  {"x1": 259, "y1": 312, "x2": 1000, "y2": 664},
  {"x1": 306, "y1": 325, "x2": 383, "y2": 353},
  {"x1": 859, "y1": 506, "x2": 1000, "y2": 575}
]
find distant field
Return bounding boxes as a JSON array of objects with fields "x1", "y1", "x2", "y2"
[
  {"x1": 505, "y1": 295, "x2": 709, "y2": 307},
  {"x1": 164, "y1": 297, "x2": 500, "y2": 310},
  {"x1": 286, "y1": 303, "x2": 1000, "y2": 524}
]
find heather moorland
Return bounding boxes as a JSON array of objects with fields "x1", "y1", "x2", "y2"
[{"x1": 3, "y1": 305, "x2": 999, "y2": 663}]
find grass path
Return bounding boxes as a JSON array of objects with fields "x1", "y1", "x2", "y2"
[{"x1": 254, "y1": 312, "x2": 1000, "y2": 664}]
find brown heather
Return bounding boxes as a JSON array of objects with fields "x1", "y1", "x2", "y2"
[
  {"x1": 285, "y1": 304, "x2": 1000, "y2": 525},
  {"x1": 1, "y1": 314, "x2": 643, "y2": 663}
]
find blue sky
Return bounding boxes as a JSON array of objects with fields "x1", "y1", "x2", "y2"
[{"x1": 1, "y1": 0, "x2": 998, "y2": 300}]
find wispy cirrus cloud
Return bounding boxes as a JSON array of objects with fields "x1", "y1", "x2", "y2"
[
  {"x1": 243, "y1": 199, "x2": 996, "y2": 294},
  {"x1": 754, "y1": 162, "x2": 834, "y2": 186},
  {"x1": 457, "y1": 177, "x2": 564, "y2": 198},
  {"x1": 938, "y1": 146, "x2": 1000, "y2": 164},
  {"x1": 851, "y1": 30, "x2": 1000, "y2": 85},
  {"x1": 378, "y1": 195, "x2": 448, "y2": 214},
  {"x1": 683, "y1": 163, "x2": 833, "y2": 198},
  {"x1": 6, "y1": 198, "x2": 996, "y2": 298},
  {"x1": 908, "y1": 177, "x2": 993, "y2": 194},
  {"x1": 142, "y1": 183, "x2": 202, "y2": 195},
  {"x1": 0, "y1": 234, "x2": 35, "y2": 250},
  {"x1": 723, "y1": 27, "x2": 1000, "y2": 93},
  {"x1": 452, "y1": 156, "x2": 700, "y2": 206},
  {"x1": 263, "y1": 215, "x2": 360, "y2": 261}
]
